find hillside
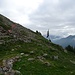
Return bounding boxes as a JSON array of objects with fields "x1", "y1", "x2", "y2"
[
  {"x1": 0, "y1": 14, "x2": 75, "y2": 75},
  {"x1": 53, "y1": 35, "x2": 75, "y2": 48}
]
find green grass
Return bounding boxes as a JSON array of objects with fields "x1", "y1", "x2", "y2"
[
  {"x1": 0, "y1": 35, "x2": 75, "y2": 75},
  {"x1": 13, "y1": 51, "x2": 75, "y2": 75}
]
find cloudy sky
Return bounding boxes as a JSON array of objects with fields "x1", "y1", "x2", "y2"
[{"x1": 0, "y1": 0, "x2": 75, "y2": 37}]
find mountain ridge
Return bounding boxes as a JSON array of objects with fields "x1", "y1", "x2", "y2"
[{"x1": 53, "y1": 35, "x2": 75, "y2": 48}]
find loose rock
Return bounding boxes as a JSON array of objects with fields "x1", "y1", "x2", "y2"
[{"x1": 28, "y1": 58, "x2": 35, "y2": 61}]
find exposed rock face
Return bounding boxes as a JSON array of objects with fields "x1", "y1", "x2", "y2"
[{"x1": 0, "y1": 56, "x2": 21, "y2": 75}]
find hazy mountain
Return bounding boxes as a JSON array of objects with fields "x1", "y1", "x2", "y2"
[
  {"x1": 43, "y1": 35, "x2": 61, "y2": 41},
  {"x1": 53, "y1": 35, "x2": 75, "y2": 48},
  {"x1": 0, "y1": 14, "x2": 75, "y2": 75}
]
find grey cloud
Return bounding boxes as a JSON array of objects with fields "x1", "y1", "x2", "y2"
[
  {"x1": 29, "y1": 0, "x2": 75, "y2": 37},
  {"x1": 0, "y1": 0, "x2": 32, "y2": 25},
  {"x1": 0, "y1": 0, "x2": 75, "y2": 37}
]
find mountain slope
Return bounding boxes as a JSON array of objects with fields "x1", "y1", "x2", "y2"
[
  {"x1": 0, "y1": 14, "x2": 75, "y2": 75},
  {"x1": 53, "y1": 35, "x2": 75, "y2": 48}
]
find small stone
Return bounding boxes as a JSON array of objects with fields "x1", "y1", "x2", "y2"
[
  {"x1": 53, "y1": 56, "x2": 58, "y2": 60},
  {"x1": 20, "y1": 53, "x2": 24, "y2": 56},
  {"x1": 39, "y1": 59, "x2": 44, "y2": 62},
  {"x1": 28, "y1": 58, "x2": 35, "y2": 61},
  {"x1": 15, "y1": 56, "x2": 20, "y2": 59},
  {"x1": 64, "y1": 49, "x2": 68, "y2": 53},
  {"x1": 37, "y1": 56, "x2": 45, "y2": 60},
  {"x1": 63, "y1": 66, "x2": 66, "y2": 68},
  {"x1": 43, "y1": 53, "x2": 48, "y2": 57},
  {"x1": 13, "y1": 35, "x2": 16, "y2": 38},
  {"x1": 19, "y1": 67, "x2": 21, "y2": 70},
  {"x1": 11, "y1": 49, "x2": 14, "y2": 51},
  {"x1": 24, "y1": 54, "x2": 29, "y2": 56},
  {"x1": 30, "y1": 51, "x2": 34, "y2": 54},
  {"x1": 44, "y1": 62, "x2": 51, "y2": 67},
  {"x1": 70, "y1": 71, "x2": 73, "y2": 74},
  {"x1": 15, "y1": 70, "x2": 21, "y2": 74}
]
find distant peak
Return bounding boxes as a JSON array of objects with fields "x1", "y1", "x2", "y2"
[{"x1": 67, "y1": 35, "x2": 75, "y2": 38}]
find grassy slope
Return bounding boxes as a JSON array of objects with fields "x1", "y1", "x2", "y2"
[
  {"x1": 0, "y1": 14, "x2": 75, "y2": 75},
  {"x1": 0, "y1": 34, "x2": 75, "y2": 75}
]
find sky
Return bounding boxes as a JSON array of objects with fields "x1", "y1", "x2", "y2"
[{"x1": 0, "y1": 0, "x2": 75, "y2": 37}]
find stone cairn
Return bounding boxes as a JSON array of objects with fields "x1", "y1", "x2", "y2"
[{"x1": 0, "y1": 56, "x2": 21, "y2": 75}]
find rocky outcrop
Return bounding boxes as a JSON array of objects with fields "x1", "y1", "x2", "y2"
[
  {"x1": 0, "y1": 14, "x2": 37, "y2": 45},
  {"x1": 0, "y1": 56, "x2": 21, "y2": 75}
]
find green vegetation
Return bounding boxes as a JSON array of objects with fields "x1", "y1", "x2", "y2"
[
  {"x1": 65, "y1": 45, "x2": 75, "y2": 53},
  {"x1": 0, "y1": 16, "x2": 11, "y2": 30},
  {"x1": 0, "y1": 38, "x2": 75, "y2": 75},
  {"x1": 0, "y1": 21, "x2": 11, "y2": 30}
]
